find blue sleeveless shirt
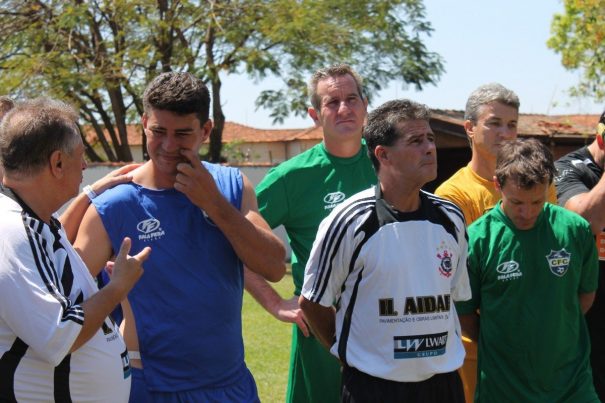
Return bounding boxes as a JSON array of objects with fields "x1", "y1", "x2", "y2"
[{"x1": 93, "y1": 162, "x2": 246, "y2": 391}]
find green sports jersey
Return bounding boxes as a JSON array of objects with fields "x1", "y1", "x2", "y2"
[
  {"x1": 456, "y1": 202, "x2": 599, "y2": 402},
  {"x1": 256, "y1": 141, "x2": 376, "y2": 403},
  {"x1": 256, "y1": 142, "x2": 377, "y2": 295}
]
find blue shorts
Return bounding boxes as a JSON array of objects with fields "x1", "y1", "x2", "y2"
[{"x1": 129, "y1": 366, "x2": 260, "y2": 403}]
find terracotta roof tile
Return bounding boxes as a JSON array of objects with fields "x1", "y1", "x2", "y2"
[
  {"x1": 83, "y1": 121, "x2": 320, "y2": 146},
  {"x1": 82, "y1": 111, "x2": 601, "y2": 147},
  {"x1": 430, "y1": 109, "x2": 600, "y2": 137}
]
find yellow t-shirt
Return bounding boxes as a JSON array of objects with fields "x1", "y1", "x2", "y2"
[{"x1": 435, "y1": 164, "x2": 557, "y2": 226}]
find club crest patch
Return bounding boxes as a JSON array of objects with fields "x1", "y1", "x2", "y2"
[
  {"x1": 545, "y1": 249, "x2": 571, "y2": 277},
  {"x1": 437, "y1": 248, "x2": 453, "y2": 278}
]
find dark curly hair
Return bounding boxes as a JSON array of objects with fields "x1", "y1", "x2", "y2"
[{"x1": 143, "y1": 72, "x2": 210, "y2": 124}]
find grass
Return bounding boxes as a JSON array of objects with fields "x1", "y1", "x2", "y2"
[{"x1": 243, "y1": 269, "x2": 294, "y2": 402}]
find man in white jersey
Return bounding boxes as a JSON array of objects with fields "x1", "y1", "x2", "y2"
[
  {"x1": 0, "y1": 98, "x2": 150, "y2": 402},
  {"x1": 300, "y1": 99, "x2": 470, "y2": 402}
]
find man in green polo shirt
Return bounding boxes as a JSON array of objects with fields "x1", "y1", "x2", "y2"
[
  {"x1": 456, "y1": 138, "x2": 599, "y2": 402},
  {"x1": 245, "y1": 64, "x2": 377, "y2": 403}
]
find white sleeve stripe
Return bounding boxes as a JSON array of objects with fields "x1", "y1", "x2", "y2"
[
  {"x1": 310, "y1": 199, "x2": 374, "y2": 302},
  {"x1": 22, "y1": 214, "x2": 84, "y2": 324}
]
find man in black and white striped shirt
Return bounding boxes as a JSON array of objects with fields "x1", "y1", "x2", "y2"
[
  {"x1": 0, "y1": 98, "x2": 150, "y2": 402},
  {"x1": 300, "y1": 99, "x2": 471, "y2": 403}
]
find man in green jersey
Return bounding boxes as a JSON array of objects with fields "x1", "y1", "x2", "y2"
[
  {"x1": 456, "y1": 138, "x2": 599, "y2": 402},
  {"x1": 246, "y1": 64, "x2": 377, "y2": 403}
]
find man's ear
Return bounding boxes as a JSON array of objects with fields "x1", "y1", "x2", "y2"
[
  {"x1": 142, "y1": 113, "x2": 148, "y2": 130},
  {"x1": 493, "y1": 176, "x2": 502, "y2": 192},
  {"x1": 201, "y1": 119, "x2": 213, "y2": 142},
  {"x1": 308, "y1": 107, "x2": 319, "y2": 126},
  {"x1": 49, "y1": 150, "x2": 64, "y2": 178},
  {"x1": 597, "y1": 123, "x2": 605, "y2": 149},
  {"x1": 464, "y1": 119, "x2": 475, "y2": 141},
  {"x1": 374, "y1": 145, "x2": 389, "y2": 166}
]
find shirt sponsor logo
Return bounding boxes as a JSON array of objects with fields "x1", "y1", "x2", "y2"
[
  {"x1": 546, "y1": 249, "x2": 571, "y2": 277},
  {"x1": 394, "y1": 332, "x2": 448, "y2": 359},
  {"x1": 404, "y1": 295, "x2": 450, "y2": 315},
  {"x1": 136, "y1": 218, "x2": 165, "y2": 241},
  {"x1": 323, "y1": 191, "x2": 346, "y2": 210},
  {"x1": 496, "y1": 260, "x2": 522, "y2": 281},
  {"x1": 378, "y1": 295, "x2": 450, "y2": 324},
  {"x1": 379, "y1": 298, "x2": 398, "y2": 316},
  {"x1": 379, "y1": 295, "x2": 450, "y2": 316}
]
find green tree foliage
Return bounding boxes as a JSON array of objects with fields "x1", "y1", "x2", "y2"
[
  {"x1": 0, "y1": 0, "x2": 443, "y2": 162},
  {"x1": 548, "y1": 0, "x2": 605, "y2": 101}
]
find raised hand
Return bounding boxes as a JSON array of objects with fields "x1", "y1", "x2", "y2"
[
  {"x1": 110, "y1": 237, "x2": 151, "y2": 299},
  {"x1": 174, "y1": 149, "x2": 221, "y2": 211}
]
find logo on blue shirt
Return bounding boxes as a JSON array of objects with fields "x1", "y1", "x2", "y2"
[{"x1": 136, "y1": 218, "x2": 165, "y2": 241}]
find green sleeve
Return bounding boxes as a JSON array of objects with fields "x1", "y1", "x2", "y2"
[
  {"x1": 455, "y1": 231, "x2": 481, "y2": 315},
  {"x1": 255, "y1": 167, "x2": 289, "y2": 229}
]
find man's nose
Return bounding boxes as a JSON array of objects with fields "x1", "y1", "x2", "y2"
[
  {"x1": 162, "y1": 135, "x2": 179, "y2": 151},
  {"x1": 500, "y1": 126, "x2": 516, "y2": 140},
  {"x1": 519, "y1": 206, "x2": 533, "y2": 220},
  {"x1": 426, "y1": 139, "x2": 436, "y2": 153},
  {"x1": 338, "y1": 100, "x2": 352, "y2": 115}
]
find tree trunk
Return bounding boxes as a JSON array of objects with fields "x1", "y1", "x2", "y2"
[
  {"x1": 107, "y1": 84, "x2": 134, "y2": 161},
  {"x1": 209, "y1": 77, "x2": 224, "y2": 162},
  {"x1": 77, "y1": 124, "x2": 103, "y2": 162}
]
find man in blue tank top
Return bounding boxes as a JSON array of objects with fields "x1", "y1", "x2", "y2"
[{"x1": 73, "y1": 72, "x2": 286, "y2": 402}]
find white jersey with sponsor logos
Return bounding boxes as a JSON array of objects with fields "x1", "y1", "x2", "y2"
[
  {"x1": 302, "y1": 186, "x2": 471, "y2": 382},
  {"x1": 0, "y1": 190, "x2": 130, "y2": 402}
]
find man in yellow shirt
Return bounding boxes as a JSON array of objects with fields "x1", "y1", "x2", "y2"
[
  {"x1": 435, "y1": 83, "x2": 557, "y2": 402},
  {"x1": 436, "y1": 83, "x2": 556, "y2": 225}
]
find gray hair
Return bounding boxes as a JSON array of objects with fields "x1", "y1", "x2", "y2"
[
  {"x1": 0, "y1": 98, "x2": 80, "y2": 176},
  {"x1": 308, "y1": 64, "x2": 364, "y2": 110},
  {"x1": 464, "y1": 83, "x2": 520, "y2": 122}
]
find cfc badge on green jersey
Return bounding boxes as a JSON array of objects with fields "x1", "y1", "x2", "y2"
[{"x1": 546, "y1": 249, "x2": 571, "y2": 277}]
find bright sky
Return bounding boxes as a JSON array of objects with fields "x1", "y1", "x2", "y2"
[{"x1": 220, "y1": 0, "x2": 603, "y2": 129}]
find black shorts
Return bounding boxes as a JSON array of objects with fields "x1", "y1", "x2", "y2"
[{"x1": 341, "y1": 366, "x2": 464, "y2": 403}]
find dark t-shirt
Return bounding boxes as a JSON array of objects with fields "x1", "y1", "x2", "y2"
[
  {"x1": 555, "y1": 146, "x2": 603, "y2": 205},
  {"x1": 555, "y1": 146, "x2": 605, "y2": 398}
]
